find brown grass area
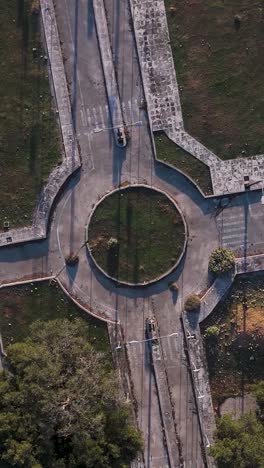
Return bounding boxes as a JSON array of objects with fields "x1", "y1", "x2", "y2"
[{"x1": 235, "y1": 305, "x2": 264, "y2": 334}]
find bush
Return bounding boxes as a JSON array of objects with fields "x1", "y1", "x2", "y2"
[
  {"x1": 185, "y1": 295, "x2": 201, "y2": 312},
  {"x1": 204, "y1": 325, "x2": 220, "y2": 339},
  {"x1": 107, "y1": 237, "x2": 118, "y2": 250},
  {"x1": 65, "y1": 253, "x2": 79, "y2": 266},
  {"x1": 169, "y1": 281, "x2": 178, "y2": 291},
  {"x1": 209, "y1": 247, "x2": 235, "y2": 275}
]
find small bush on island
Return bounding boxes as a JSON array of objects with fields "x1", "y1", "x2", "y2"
[
  {"x1": 185, "y1": 294, "x2": 201, "y2": 312},
  {"x1": 107, "y1": 237, "x2": 119, "y2": 250},
  {"x1": 169, "y1": 281, "x2": 178, "y2": 291},
  {"x1": 65, "y1": 253, "x2": 79, "y2": 266},
  {"x1": 209, "y1": 247, "x2": 235, "y2": 275}
]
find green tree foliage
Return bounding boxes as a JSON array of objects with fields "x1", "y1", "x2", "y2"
[
  {"x1": 209, "y1": 413, "x2": 264, "y2": 468},
  {"x1": 252, "y1": 380, "x2": 264, "y2": 417},
  {"x1": 0, "y1": 319, "x2": 143, "y2": 467},
  {"x1": 209, "y1": 247, "x2": 235, "y2": 275},
  {"x1": 204, "y1": 325, "x2": 220, "y2": 339}
]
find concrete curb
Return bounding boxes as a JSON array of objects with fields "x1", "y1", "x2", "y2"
[
  {"x1": 151, "y1": 351, "x2": 182, "y2": 467},
  {"x1": 0, "y1": 0, "x2": 81, "y2": 248},
  {"x1": 181, "y1": 316, "x2": 216, "y2": 468},
  {"x1": 93, "y1": 0, "x2": 124, "y2": 143},
  {"x1": 85, "y1": 184, "x2": 188, "y2": 287}
]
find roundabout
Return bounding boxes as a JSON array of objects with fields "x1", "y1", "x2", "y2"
[{"x1": 86, "y1": 185, "x2": 187, "y2": 286}]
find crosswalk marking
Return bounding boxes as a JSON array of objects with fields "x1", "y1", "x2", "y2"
[
  {"x1": 222, "y1": 232, "x2": 245, "y2": 241},
  {"x1": 86, "y1": 108, "x2": 92, "y2": 128}
]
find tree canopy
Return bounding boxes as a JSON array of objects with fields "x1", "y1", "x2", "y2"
[
  {"x1": 209, "y1": 247, "x2": 235, "y2": 275},
  {"x1": 0, "y1": 319, "x2": 143, "y2": 467},
  {"x1": 209, "y1": 413, "x2": 264, "y2": 468}
]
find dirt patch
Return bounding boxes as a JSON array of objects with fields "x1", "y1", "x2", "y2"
[
  {"x1": 201, "y1": 273, "x2": 264, "y2": 410},
  {"x1": 235, "y1": 305, "x2": 264, "y2": 334}
]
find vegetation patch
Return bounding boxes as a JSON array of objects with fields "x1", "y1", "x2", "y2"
[
  {"x1": 0, "y1": 281, "x2": 109, "y2": 352},
  {"x1": 0, "y1": 319, "x2": 143, "y2": 467},
  {"x1": 210, "y1": 412, "x2": 264, "y2": 468},
  {"x1": 155, "y1": 132, "x2": 213, "y2": 196},
  {"x1": 201, "y1": 273, "x2": 264, "y2": 411},
  {"x1": 209, "y1": 247, "x2": 235, "y2": 276},
  {"x1": 165, "y1": 0, "x2": 264, "y2": 159},
  {"x1": 0, "y1": 1, "x2": 61, "y2": 229},
  {"x1": 88, "y1": 186, "x2": 186, "y2": 284}
]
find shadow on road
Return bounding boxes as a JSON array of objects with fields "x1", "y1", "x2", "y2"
[
  {"x1": 87, "y1": 0, "x2": 94, "y2": 39},
  {"x1": 86, "y1": 243, "x2": 187, "y2": 300},
  {"x1": 154, "y1": 161, "x2": 212, "y2": 215}
]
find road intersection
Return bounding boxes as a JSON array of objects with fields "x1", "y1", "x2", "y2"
[{"x1": 0, "y1": 1, "x2": 264, "y2": 467}]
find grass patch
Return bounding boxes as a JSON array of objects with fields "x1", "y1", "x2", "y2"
[
  {"x1": 88, "y1": 186, "x2": 186, "y2": 283},
  {"x1": 0, "y1": 1, "x2": 61, "y2": 229},
  {"x1": 0, "y1": 281, "x2": 110, "y2": 355},
  {"x1": 201, "y1": 272, "x2": 264, "y2": 411},
  {"x1": 155, "y1": 132, "x2": 213, "y2": 195},
  {"x1": 165, "y1": 0, "x2": 264, "y2": 159}
]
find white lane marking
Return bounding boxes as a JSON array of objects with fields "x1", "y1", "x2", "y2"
[
  {"x1": 86, "y1": 108, "x2": 92, "y2": 128},
  {"x1": 128, "y1": 99, "x2": 133, "y2": 121},
  {"x1": 80, "y1": 109, "x2": 87, "y2": 127},
  {"x1": 98, "y1": 105, "x2": 105, "y2": 127},
  {"x1": 105, "y1": 104, "x2": 110, "y2": 125},
  {"x1": 222, "y1": 220, "x2": 245, "y2": 228},
  {"x1": 92, "y1": 107, "x2": 99, "y2": 129},
  {"x1": 222, "y1": 226, "x2": 245, "y2": 235}
]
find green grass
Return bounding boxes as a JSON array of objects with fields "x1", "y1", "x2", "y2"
[
  {"x1": 88, "y1": 187, "x2": 186, "y2": 283},
  {"x1": 200, "y1": 273, "x2": 264, "y2": 410},
  {"x1": 155, "y1": 132, "x2": 213, "y2": 195},
  {"x1": 165, "y1": 0, "x2": 264, "y2": 159},
  {"x1": 0, "y1": 1, "x2": 61, "y2": 229},
  {"x1": 0, "y1": 281, "x2": 110, "y2": 355}
]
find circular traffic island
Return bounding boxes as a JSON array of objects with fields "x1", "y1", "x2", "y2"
[{"x1": 87, "y1": 186, "x2": 187, "y2": 285}]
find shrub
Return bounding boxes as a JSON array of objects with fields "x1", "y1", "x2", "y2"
[
  {"x1": 65, "y1": 253, "x2": 79, "y2": 266},
  {"x1": 185, "y1": 295, "x2": 201, "y2": 312},
  {"x1": 107, "y1": 237, "x2": 118, "y2": 250},
  {"x1": 204, "y1": 325, "x2": 220, "y2": 339},
  {"x1": 209, "y1": 247, "x2": 235, "y2": 275}
]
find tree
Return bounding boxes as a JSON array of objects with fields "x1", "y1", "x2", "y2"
[
  {"x1": 204, "y1": 325, "x2": 220, "y2": 339},
  {"x1": 209, "y1": 247, "x2": 235, "y2": 275},
  {"x1": 0, "y1": 319, "x2": 143, "y2": 467},
  {"x1": 184, "y1": 295, "x2": 201, "y2": 312},
  {"x1": 209, "y1": 413, "x2": 264, "y2": 468}
]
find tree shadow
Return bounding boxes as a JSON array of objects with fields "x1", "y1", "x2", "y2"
[
  {"x1": 107, "y1": 244, "x2": 120, "y2": 278},
  {"x1": 154, "y1": 160, "x2": 212, "y2": 215}
]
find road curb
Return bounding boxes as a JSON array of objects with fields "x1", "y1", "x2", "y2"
[
  {"x1": 85, "y1": 184, "x2": 188, "y2": 287},
  {"x1": 93, "y1": 0, "x2": 125, "y2": 143}
]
